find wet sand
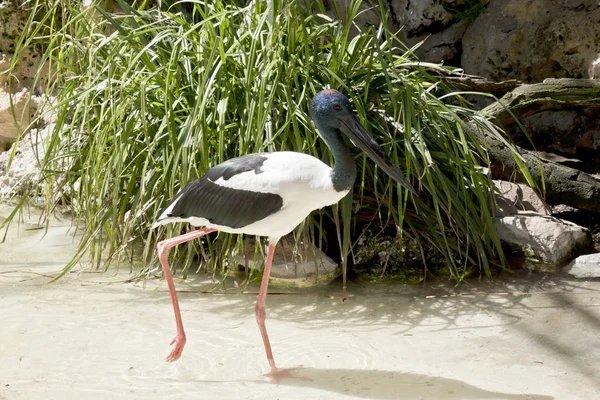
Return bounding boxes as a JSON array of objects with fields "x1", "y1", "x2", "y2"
[{"x1": 2, "y1": 206, "x2": 600, "y2": 400}]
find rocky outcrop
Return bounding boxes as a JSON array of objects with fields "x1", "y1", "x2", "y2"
[
  {"x1": 495, "y1": 214, "x2": 589, "y2": 270},
  {"x1": 329, "y1": 0, "x2": 600, "y2": 83},
  {"x1": 462, "y1": 0, "x2": 600, "y2": 82},
  {"x1": 324, "y1": 0, "x2": 487, "y2": 65},
  {"x1": 386, "y1": 0, "x2": 484, "y2": 64},
  {"x1": 0, "y1": 86, "x2": 33, "y2": 151},
  {"x1": 494, "y1": 180, "x2": 549, "y2": 216},
  {"x1": 476, "y1": 79, "x2": 600, "y2": 215},
  {"x1": 0, "y1": 123, "x2": 53, "y2": 197},
  {"x1": 565, "y1": 253, "x2": 600, "y2": 278},
  {"x1": 0, "y1": 1, "x2": 50, "y2": 191},
  {"x1": 481, "y1": 84, "x2": 600, "y2": 268},
  {"x1": 493, "y1": 179, "x2": 590, "y2": 270}
]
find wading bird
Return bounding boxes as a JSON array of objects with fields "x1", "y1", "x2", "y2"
[{"x1": 153, "y1": 89, "x2": 416, "y2": 377}]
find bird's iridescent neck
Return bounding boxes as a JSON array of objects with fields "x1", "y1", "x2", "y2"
[{"x1": 319, "y1": 126, "x2": 357, "y2": 192}]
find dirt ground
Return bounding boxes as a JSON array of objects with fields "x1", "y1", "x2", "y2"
[{"x1": 2, "y1": 206, "x2": 600, "y2": 400}]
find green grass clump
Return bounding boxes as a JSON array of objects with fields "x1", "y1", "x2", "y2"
[{"x1": 3, "y1": 0, "x2": 529, "y2": 283}]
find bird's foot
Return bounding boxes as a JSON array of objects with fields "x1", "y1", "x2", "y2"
[
  {"x1": 165, "y1": 333, "x2": 186, "y2": 362},
  {"x1": 264, "y1": 365, "x2": 309, "y2": 382}
]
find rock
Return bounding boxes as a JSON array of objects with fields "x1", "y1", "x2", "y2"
[
  {"x1": 410, "y1": 19, "x2": 470, "y2": 64},
  {"x1": 0, "y1": 49, "x2": 47, "y2": 92},
  {"x1": 477, "y1": 80, "x2": 600, "y2": 215},
  {"x1": 551, "y1": 204, "x2": 578, "y2": 214},
  {"x1": 324, "y1": 0, "x2": 487, "y2": 65},
  {"x1": 565, "y1": 253, "x2": 600, "y2": 278},
  {"x1": 0, "y1": 86, "x2": 37, "y2": 151},
  {"x1": 236, "y1": 237, "x2": 338, "y2": 287},
  {"x1": 0, "y1": 4, "x2": 48, "y2": 92},
  {"x1": 511, "y1": 109, "x2": 600, "y2": 175},
  {"x1": 0, "y1": 124, "x2": 53, "y2": 198},
  {"x1": 462, "y1": 0, "x2": 600, "y2": 82},
  {"x1": 494, "y1": 180, "x2": 549, "y2": 216},
  {"x1": 495, "y1": 214, "x2": 590, "y2": 269},
  {"x1": 0, "y1": 11, "x2": 49, "y2": 152},
  {"x1": 497, "y1": 98, "x2": 600, "y2": 178},
  {"x1": 591, "y1": 55, "x2": 600, "y2": 79},
  {"x1": 391, "y1": 1, "x2": 486, "y2": 65},
  {"x1": 0, "y1": 1, "x2": 29, "y2": 52},
  {"x1": 389, "y1": 0, "x2": 458, "y2": 37}
]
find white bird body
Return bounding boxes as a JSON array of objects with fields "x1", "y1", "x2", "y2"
[{"x1": 154, "y1": 151, "x2": 347, "y2": 238}]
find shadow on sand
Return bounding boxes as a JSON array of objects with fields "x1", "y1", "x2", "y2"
[{"x1": 213, "y1": 367, "x2": 554, "y2": 400}]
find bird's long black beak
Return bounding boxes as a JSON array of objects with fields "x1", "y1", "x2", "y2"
[{"x1": 339, "y1": 115, "x2": 417, "y2": 195}]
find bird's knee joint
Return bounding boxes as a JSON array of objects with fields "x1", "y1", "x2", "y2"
[
  {"x1": 157, "y1": 241, "x2": 167, "y2": 254},
  {"x1": 255, "y1": 304, "x2": 266, "y2": 321}
]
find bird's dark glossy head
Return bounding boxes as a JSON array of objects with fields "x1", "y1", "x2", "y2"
[
  {"x1": 310, "y1": 89, "x2": 353, "y2": 131},
  {"x1": 310, "y1": 89, "x2": 417, "y2": 195}
]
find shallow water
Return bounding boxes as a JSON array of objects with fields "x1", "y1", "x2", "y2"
[{"x1": 2, "y1": 205, "x2": 600, "y2": 399}]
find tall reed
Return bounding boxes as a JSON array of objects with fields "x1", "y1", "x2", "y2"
[{"x1": 3, "y1": 0, "x2": 531, "y2": 281}]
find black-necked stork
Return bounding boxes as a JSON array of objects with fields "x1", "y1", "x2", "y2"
[{"x1": 152, "y1": 89, "x2": 416, "y2": 377}]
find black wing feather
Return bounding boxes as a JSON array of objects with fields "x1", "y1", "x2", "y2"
[{"x1": 161, "y1": 154, "x2": 283, "y2": 229}]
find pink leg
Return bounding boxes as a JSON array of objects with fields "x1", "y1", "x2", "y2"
[
  {"x1": 255, "y1": 239, "x2": 280, "y2": 375},
  {"x1": 157, "y1": 228, "x2": 217, "y2": 362}
]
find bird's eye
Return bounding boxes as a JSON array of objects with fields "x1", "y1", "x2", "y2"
[{"x1": 333, "y1": 104, "x2": 342, "y2": 111}]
